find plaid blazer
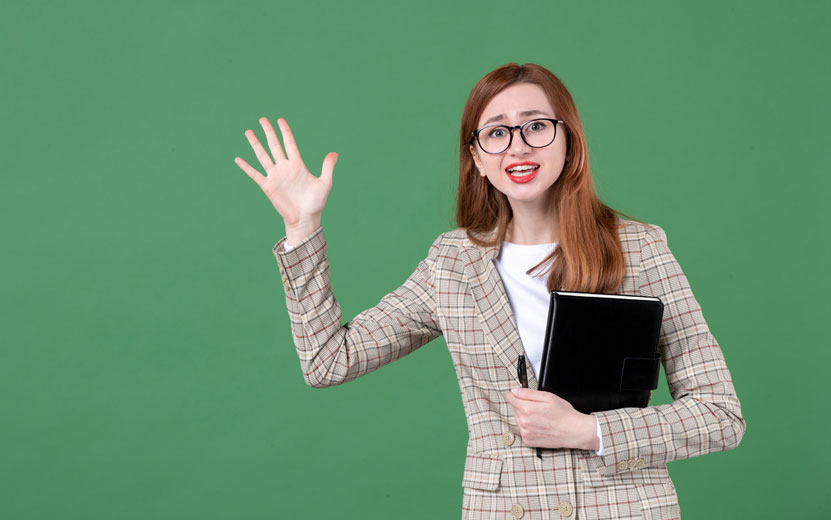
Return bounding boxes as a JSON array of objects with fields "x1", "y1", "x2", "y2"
[{"x1": 272, "y1": 217, "x2": 745, "y2": 520}]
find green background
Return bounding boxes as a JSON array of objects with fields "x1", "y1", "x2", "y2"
[{"x1": 2, "y1": 0, "x2": 828, "y2": 518}]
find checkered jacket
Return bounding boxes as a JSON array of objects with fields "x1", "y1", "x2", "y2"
[{"x1": 272, "y1": 217, "x2": 745, "y2": 519}]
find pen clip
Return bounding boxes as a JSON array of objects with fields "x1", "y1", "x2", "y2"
[{"x1": 517, "y1": 354, "x2": 528, "y2": 388}]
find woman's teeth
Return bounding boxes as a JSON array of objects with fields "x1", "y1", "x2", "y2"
[{"x1": 508, "y1": 165, "x2": 539, "y2": 176}]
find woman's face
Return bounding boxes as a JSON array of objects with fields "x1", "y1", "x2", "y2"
[{"x1": 469, "y1": 82, "x2": 567, "y2": 208}]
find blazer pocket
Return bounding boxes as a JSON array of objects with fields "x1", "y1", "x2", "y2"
[{"x1": 461, "y1": 454, "x2": 503, "y2": 491}]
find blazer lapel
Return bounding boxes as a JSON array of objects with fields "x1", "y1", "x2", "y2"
[{"x1": 460, "y1": 228, "x2": 539, "y2": 391}]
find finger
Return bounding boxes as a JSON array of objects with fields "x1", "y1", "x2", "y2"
[
  {"x1": 259, "y1": 117, "x2": 287, "y2": 164},
  {"x1": 234, "y1": 156, "x2": 265, "y2": 188},
  {"x1": 510, "y1": 388, "x2": 549, "y2": 402},
  {"x1": 244, "y1": 129, "x2": 275, "y2": 171},
  {"x1": 276, "y1": 118, "x2": 299, "y2": 161},
  {"x1": 320, "y1": 152, "x2": 338, "y2": 186}
]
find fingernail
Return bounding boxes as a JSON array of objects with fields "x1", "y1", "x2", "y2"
[{"x1": 511, "y1": 388, "x2": 520, "y2": 396}]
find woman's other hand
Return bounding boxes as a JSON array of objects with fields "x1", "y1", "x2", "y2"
[
  {"x1": 506, "y1": 388, "x2": 599, "y2": 451},
  {"x1": 235, "y1": 117, "x2": 338, "y2": 243}
]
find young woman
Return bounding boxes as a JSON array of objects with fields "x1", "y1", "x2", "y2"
[{"x1": 235, "y1": 62, "x2": 745, "y2": 519}]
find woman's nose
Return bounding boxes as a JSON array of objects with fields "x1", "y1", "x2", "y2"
[{"x1": 508, "y1": 127, "x2": 532, "y2": 154}]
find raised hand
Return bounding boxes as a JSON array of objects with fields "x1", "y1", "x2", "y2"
[{"x1": 235, "y1": 117, "x2": 338, "y2": 241}]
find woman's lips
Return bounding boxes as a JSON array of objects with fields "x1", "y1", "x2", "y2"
[{"x1": 505, "y1": 165, "x2": 540, "y2": 184}]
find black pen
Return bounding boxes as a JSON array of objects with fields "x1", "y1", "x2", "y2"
[{"x1": 516, "y1": 355, "x2": 542, "y2": 459}]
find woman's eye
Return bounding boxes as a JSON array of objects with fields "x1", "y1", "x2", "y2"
[
  {"x1": 488, "y1": 128, "x2": 506, "y2": 138},
  {"x1": 528, "y1": 122, "x2": 546, "y2": 132}
]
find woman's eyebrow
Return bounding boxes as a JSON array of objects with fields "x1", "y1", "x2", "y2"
[{"x1": 482, "y1": 109, "x2": 551, "y2": 126}]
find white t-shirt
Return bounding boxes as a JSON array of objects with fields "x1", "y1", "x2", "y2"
[
  {"x1": 494, "y1": 241, "x2": 605, "y2": 456},
  {"x1": 283, "y1": 238, "x2": 605, "y2": 455}
]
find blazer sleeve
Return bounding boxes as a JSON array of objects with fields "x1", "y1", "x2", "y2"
[
  {"x1": 272, "y1": 225, "x2": 444, "y2": 388},
  {"x1": 588, "y1": 223, "x2": 746, "y2": 475}
]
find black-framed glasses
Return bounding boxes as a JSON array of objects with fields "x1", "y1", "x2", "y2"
[{"x1": 470, "y1": 118, "x2": 565, "y2": 154}]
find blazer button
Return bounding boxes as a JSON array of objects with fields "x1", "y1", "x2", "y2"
[
  {"x1": 559, "y1": 500, "x2": 573, "y2": 517},
  {"x1": 618, "y1": 461, "x2": 628, "y2": 471},
  {"x1": 510, "y1": 503, "x2": 524, "y2": 518},
  {"x1": 636, "y1": 457, "x2": 645, "y2": 468},
  {"x1": 502, "y1": 431, "x2": 515, "y2": 446},
  {"x1": 628, "y1": 458, "x2": 638, "y2": 469}
]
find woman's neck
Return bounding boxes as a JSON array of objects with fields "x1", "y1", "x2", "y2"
[{"x1": 506, "y1": 210, "x2": 560, "y2": 245}]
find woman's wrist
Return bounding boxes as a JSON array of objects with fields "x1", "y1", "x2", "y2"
[
  {"x1": 577, "y1": 412, "x2": 600, "y2": 451},
  {"x1": 285, "y1": 217, "x2": 321, "y2": 246}
]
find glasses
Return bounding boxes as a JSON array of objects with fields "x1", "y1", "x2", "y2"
[{"x1": 471, "y1": 118, "x2": 565, "y2": 154}]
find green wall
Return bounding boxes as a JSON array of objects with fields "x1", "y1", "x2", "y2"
[{"x1": 2, "y1": 0, "x2": 828, "y2": 518}]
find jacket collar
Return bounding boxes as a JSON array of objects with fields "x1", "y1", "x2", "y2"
[{"x1": 459, "y1": 226, "x2": 540, "y2": 391}]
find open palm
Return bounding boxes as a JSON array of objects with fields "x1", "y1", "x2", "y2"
[{"x1": 235, "y1": 117, "x2": 338, "y2": 228}]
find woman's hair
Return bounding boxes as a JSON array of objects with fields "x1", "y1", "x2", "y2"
[{"x1": 456, "y1": 62, "x2": 642, "y2": 293}]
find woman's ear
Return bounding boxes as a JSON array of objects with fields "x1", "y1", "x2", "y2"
[{"x1": 469, "y1": 145, "x2": 485, "y2": 177}]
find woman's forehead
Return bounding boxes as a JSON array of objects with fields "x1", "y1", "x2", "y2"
[{"x1": 478, "y1": 83, "x2": 555, "y2": 126}]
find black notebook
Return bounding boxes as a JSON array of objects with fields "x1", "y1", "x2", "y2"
[{"x1": 537, "y1": 290, "x2": 664, "y2": 414}]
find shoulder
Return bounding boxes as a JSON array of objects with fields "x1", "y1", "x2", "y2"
[
  {"x1": 422, "y1": 228, "x2": 469, "y2": 260},
  {"x1": 423, "y1": 227, "x2": 478, "y2": 249},
  {"x1": 432, "y1": 221, "x2": 671, "y2": 251},
  {"x1": 429, "y1": 219, "x2": 672, "y2": 255},
  {"x1": 434, "y1": 228, "x2": 471, "y2": 246},
  {"x1": 615, "y1": 218, "x2": 685, "y2": 282},
  {"x1": 429, "y1": 227, "x2": 499, "y2": 255},
  {"x1": 421, "y1": 227, "x2": 497, "y2": 269},
  {"x1": 615, "y1": 217, "x2": 669, "y2": 252}
]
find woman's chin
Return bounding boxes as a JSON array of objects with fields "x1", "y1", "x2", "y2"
[{"x1": 503, "y1": 183, "x2": 558, "y2": 206}]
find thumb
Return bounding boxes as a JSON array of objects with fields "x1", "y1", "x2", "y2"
[
  {"x1": 321, "y1": 152, "x2": 338, "y2": 185},
  {"x1": 511, "y1": 387, "x2": 547, "y2": 401}
]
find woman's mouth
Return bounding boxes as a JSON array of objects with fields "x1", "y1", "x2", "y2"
[{"x1": 505, "y1": 162, "x2": 540, "y2": 184}]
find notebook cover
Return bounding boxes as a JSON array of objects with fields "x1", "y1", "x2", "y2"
[{"x1": 537, "y1": 290, "x2": 664, "y2": 414}]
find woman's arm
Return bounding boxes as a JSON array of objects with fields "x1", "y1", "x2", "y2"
[
  {"x1": 588, "y1": 224, "x2": 746, "y2": 475},
  {"x1": 236, "y1": 117, "x2": 444, "y2": 388},
  {"x1": 273, "y1": 226, "x2": 444, "y2": 388}
]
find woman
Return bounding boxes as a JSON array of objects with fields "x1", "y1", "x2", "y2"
[{"x1": 234, "y1": 63, "x2": 745, "y2": 519}]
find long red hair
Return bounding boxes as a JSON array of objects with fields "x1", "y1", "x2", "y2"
[{"x1": 456, "y1": 63, "x2": 642, "y2": 293}]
